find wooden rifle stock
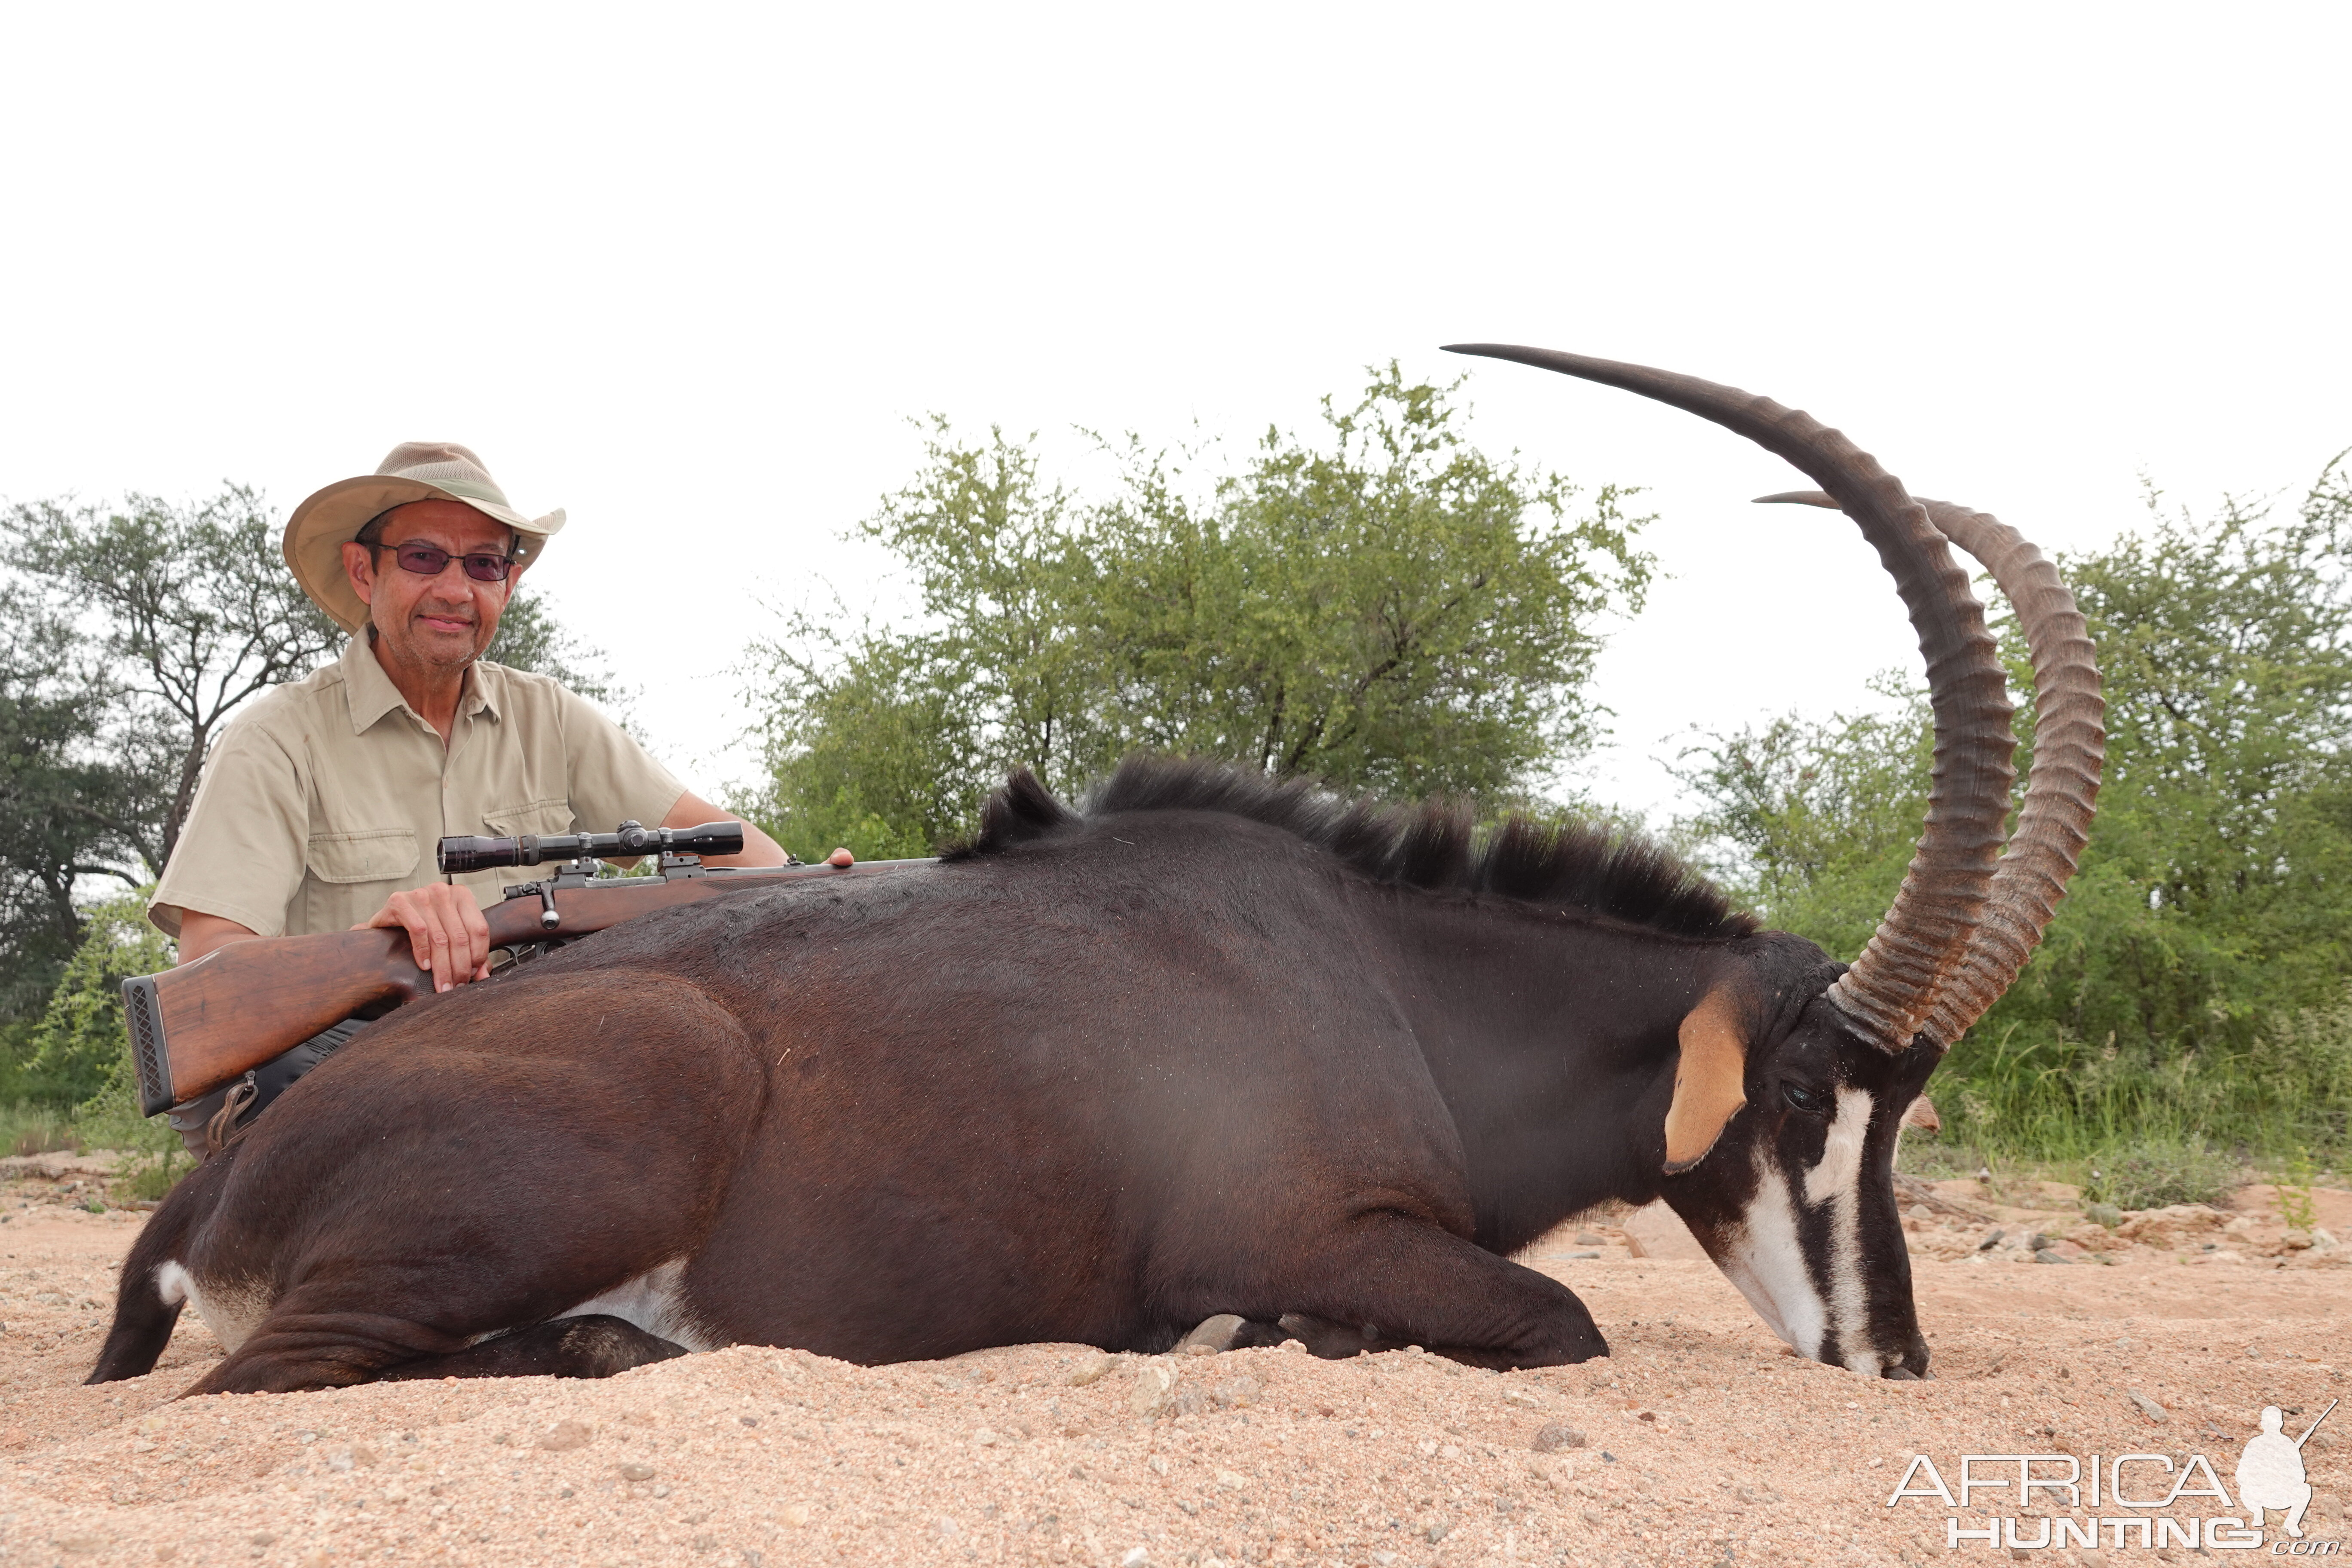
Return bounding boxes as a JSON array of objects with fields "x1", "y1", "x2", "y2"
[{"x1": 122, "y1": 860, "x2": 930, "y2": 1116}]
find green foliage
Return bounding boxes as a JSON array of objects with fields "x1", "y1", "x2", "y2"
[
  {"x1": 0, "y1": 585, "x2": 149, "y2": 1019},
  {"x1": 0, "y1": 1100, "x2": 76, "y2": 1158},
  {"x1": 1669, "y1": 675, "x2": 1932, "y2": 962},
  {"x1": 3, "y1": 486, "x2": 343, "y2": 872},
  {"x1": 744, "y1": 368, "x2": 1651, "y2": 858},
  {"x1": 1676, "y1": 458, "x2": 2352, "y2": 1167},
  {"x1": 2083, "y1": 1136, "x2": 2237, "y2": 1211},
  {"x1": 18, "y1": 887, "x2": 173, "y2": 1109}
]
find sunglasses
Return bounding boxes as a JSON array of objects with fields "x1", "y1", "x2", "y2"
[{"x1": 377, "y1": 543, "x2": 516, "y2": 584}]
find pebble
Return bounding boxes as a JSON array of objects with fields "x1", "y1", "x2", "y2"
[
  {"x1": 2033, "y1": 1249, "x2": 2073, "y2": 1265},
  {"x1": 1066, "y1": 1350, "x2": 1117, "y2": 1387},
  {"x1": 2127, "y1": 1390, "x2": 2168, "y2": 1421},
  {"x1": 1530, "y1": 1422, "x2": 1586, "y2": 1452},
  {"x1": 536, "y1": 1419, "x2": 593, "y2": 1452},
  {"x1": 1574, "y1": 1233, "x2": 1605, "y2": 1246},
  {"x1": 1176, "y1": 1314, "x2": 1246, "y2": 1354},
  {"x1": 1976, "y1": 1228, "x2": 2004, "y2": 1251},
  {"x1": 2087, "y1": 1202, "x2": 2123, "y2": 1227},
  {"x1": 619, "y1": 1462, "x2": 656, "y2": 1481},
  {"x1": 1129, "y1": 1361, "x2": 1179, "y2": 1417}
]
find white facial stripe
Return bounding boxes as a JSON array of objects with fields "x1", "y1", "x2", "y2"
[
  {"x1": 1826, "y1": 1162, "x2": 1877, "y2": 1375},
  {"x1": 1715, "y1": 1158, "x2": 1825, "y2": 1358},
  {"x1": 1804, "y1": 1086, "x2": 1875, "y2": 1204},
  {"x1": 1808, "y1": 1086, "x2": 1881, "y2": 1374}
]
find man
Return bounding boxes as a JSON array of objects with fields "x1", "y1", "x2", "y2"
[{"x1": 149, "y1": 441, "x2": 787, "y2": 1154}]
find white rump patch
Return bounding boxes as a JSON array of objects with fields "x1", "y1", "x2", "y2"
[
  {"x1": 156, "y1": 1260, "x2": 270, "y2": 1354},
  {"x1": 1712, "y1": 1159, "x2": 1825, "y2": 1359},
  {"x1": 1803, "y1": 1086, "x2": 1874, "y2": 1204},
  {"x1": 554, "y1": 1259, "x2": 723, "y2": 1353}
]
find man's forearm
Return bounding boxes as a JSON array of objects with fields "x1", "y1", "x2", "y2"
[{"x1": 177, "y1": 911, "x2": 263, "y2": 966}]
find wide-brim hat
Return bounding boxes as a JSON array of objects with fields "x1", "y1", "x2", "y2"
[{"x1": 283, "y1": 441, "x2": 567, "y2": 632}]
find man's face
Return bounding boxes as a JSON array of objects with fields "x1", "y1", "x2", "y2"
[{"x1": 340, "y1": 500, "x2": 522, "y2": 673}]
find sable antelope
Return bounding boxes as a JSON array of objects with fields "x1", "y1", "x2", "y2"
[{"x1": 89, "y1": 348, "x2": 2099, "y2": 1393}]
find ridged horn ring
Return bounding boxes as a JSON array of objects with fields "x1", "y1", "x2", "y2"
[{"x1": 1442, "y1": 345, "x2": 2017, "y2": 1049}]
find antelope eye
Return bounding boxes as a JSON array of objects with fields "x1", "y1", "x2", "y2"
[{"x1": 1782, "y1": 1081, "x2": 1828, "y2": 1115}]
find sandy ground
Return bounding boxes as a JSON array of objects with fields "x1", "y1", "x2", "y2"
[{"x1": 0, "y1": 1161, "x2": 2345, "y2": 1568}]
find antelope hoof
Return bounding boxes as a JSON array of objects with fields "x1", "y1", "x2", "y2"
[{"x1": 1277, "y1": 1312, "x2": 1387, "y2": 1360}]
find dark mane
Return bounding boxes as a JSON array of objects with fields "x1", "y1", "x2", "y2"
[{"x1": 947, "y1": 756, "x2": 1758, "y2": 942}]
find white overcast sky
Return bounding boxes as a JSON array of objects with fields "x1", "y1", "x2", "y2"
[{"x1": 5, "y1": 4, "x2": 2347, "y2": 822}]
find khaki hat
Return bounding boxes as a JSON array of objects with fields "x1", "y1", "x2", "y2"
[{"x1": 282, "y1": 442, "x2": 567, "y2": 632}]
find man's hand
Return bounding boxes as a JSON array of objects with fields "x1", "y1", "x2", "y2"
[{"x1": 359, "y1": 883, "x2": 490, "y2": 992}]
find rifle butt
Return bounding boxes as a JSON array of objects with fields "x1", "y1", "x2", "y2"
[
  {"x1": 123, "y1": 975, "x2": 176, "y2": 1118},
  {"x1": 125, "y1": 932, "x2": 428, "y2": 1115}
]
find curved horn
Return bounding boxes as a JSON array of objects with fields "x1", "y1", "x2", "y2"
[
  {"x1": 1756, "y1": 492, "x2": 2104, "y2": 1044},
  {"x1": 1444, "y1": 345, "x2": 2015, "y2": 1048}
]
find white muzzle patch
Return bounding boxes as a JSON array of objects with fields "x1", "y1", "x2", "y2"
[{"x1": 1715, "y1": 1086, "x2": 1882, "y2": 1371}]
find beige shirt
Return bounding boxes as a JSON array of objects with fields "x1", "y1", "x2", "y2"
[{"x1": 150, "y1": 636, "x2": 684, "y2": 939}]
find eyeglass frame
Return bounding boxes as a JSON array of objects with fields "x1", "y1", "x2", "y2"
[{"x1": 362, "y1": 539, "x2": 519, "y2": 585}]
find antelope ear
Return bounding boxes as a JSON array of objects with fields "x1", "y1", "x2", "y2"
[{"x1": 1664, "y1": 985, "x2": 1750, "y2": 1174}]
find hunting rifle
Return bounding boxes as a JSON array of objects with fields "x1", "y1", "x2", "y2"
[{"x1": 121, "y1": 821, "x2": 931, "y2": 1117}]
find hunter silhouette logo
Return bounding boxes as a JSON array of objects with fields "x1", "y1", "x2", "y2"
[
  {"x1": 2239, "y1": 1400, "x2": 2334, "y2": 1540},
  {"x1": 1884, "y1": 1398, "x2": 2337, "y2": 1552}
]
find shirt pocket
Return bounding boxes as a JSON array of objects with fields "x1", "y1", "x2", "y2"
[
  {"x1": 305, "y1": 828, "x2": 421, "y2": 885},
  {"x1": 481, "y1": 797, "x2": 576, "y2": 836}
]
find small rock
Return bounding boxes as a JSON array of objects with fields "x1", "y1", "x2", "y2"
[
  {"x1": 249, "y1": 1535, "x2": 276, "y2": 1548},
  {"x1": 1976, "y1": 1228, "x2": 2004, "y2": 1251},
  {"x1": 2127, "y1": 1390, "x2": 2168, "y2": 1422},
  {"x1": 2086, "y1": 1202, "x2": 2123, "y2": 1228},
  {"x1": 2034, "y1": 1249, "x2": 2073, "y2": 1265},
  {"x1": 2284, "y1": 1230, "x2": 2315, "y2": 1250},
  {"x1": 1426, "y1": 1521, "x2": 1453, "y2": 1544},
  {"x1": 1530, "y1": 1422, "x2": 1586, "y2": 1452},
  {"x1": 1175, "y1": 1314, "x2": 1246, "y2": 1355},
  {"x1": 619, "y1": 1462, "x2": 656, "y2": 1482},
  {"x1": 1129, "y1": 1361, "x2": 1179, "y2": 1417},
  {"x1": 1563, "y1": 1250, "x2": 1600, "y2": 1260},
  {"x1": 53, "y1": 1539, "x2": 105, "y2": 1556},
  {"x1": 536, "y1": 1420, "x2": 593, "y2": 1452},
  {"x1": 1574, "y1": 1232, "x2": 1605, "y2": 1246},
  {"x1": 1501, "y1": 1388, "x2": 1543, "y2": 1409},
  {"x1": 934, "y1": 1517, "x2": 960, "y2": 1540},
  {"x1": 973, "y1": 1427, "x2": 998, "y2": 1446},
  {"x1": 1906, "y1": 1203, "x2": 1933, "y2": 1220},
  {"x1": 781, "y1": 1504, "x2": 811, "y2": 1527},
  {"x1": 1067, "y1": 1350, "x2": 1117, "y2": 1387},
  {"x1": 1121, "y1": 1549, "x2": 1149, "y2": 1568},
  {"x1": 1214, "y1": 1469, "x2": 1247, "y2": 1490}
]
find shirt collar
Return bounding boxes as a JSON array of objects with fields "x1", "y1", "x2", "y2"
[{"x1": 341, "y1": 634, "x2": 502, "y2": 734}]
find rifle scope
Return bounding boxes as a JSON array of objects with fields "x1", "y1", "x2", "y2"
[{"x1": 437, "y1": 820, "x2": 747, "y2": 875}]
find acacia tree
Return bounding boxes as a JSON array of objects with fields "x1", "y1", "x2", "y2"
[
  {"x1": 744, "y1": 368, "x2": 1653, "y2": 858},
  {"x1": 0, "y1": 588, "x2": 151, "y2": 1020},
  {"x1": 4, "y1": 487, "x2": 343, "y2": 870}
]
